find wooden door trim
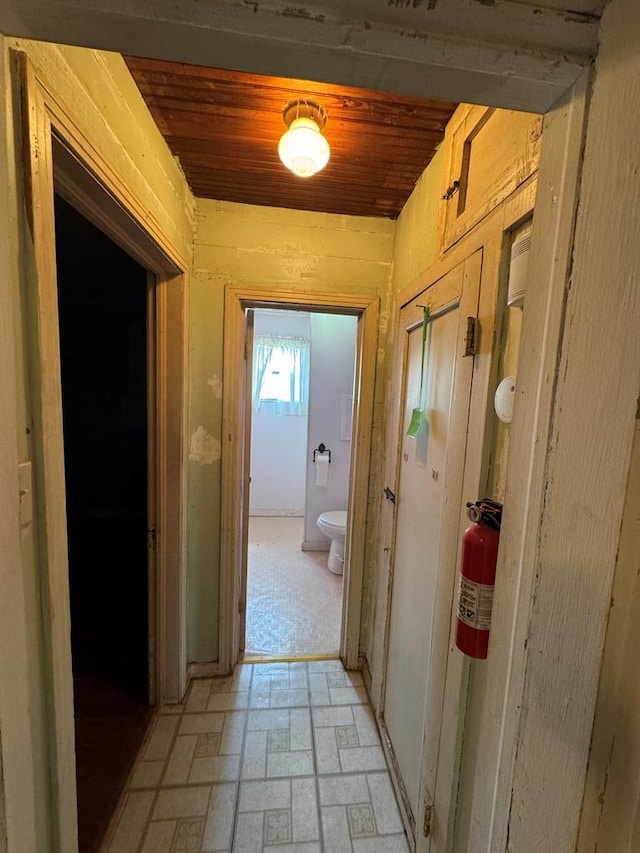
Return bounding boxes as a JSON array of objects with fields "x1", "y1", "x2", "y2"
[
  {"x1": 220, "y1": 285, "x2": 379, "y2": 674},
  {"x1": 15, "y1": 50, "x2": 189, "y2": 850}
]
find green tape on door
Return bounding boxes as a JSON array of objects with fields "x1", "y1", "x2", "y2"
[
  {"x1": 407, "y1": 305, "x2": 430, "y2": 437},
  {"x1": 406, "y1": 406, "x2": 424, "y2": 438}
]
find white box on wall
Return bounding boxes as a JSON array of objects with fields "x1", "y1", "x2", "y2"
[{"x1": 341, "y1": 394, "x2": 353, "y2": 441}]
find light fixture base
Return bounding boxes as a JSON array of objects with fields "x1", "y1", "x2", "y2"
[{"x1": 282, "y1": 99, "x2": 327, "y2": 131}]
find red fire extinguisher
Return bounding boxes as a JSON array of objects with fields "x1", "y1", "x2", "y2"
[{"x1": 455, "y1": 498, "x2": 503, "y2": 659}]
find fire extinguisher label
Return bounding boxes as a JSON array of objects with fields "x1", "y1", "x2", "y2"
[{"x1": 457, "y1": 577, "x2": 494, "y2": 631}]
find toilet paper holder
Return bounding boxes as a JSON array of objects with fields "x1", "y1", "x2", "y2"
[{"x1": 313, "y1": 443, "x2": 331, "y2": 463}]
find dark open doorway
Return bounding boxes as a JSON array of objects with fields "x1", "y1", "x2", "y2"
[{"x1": 54, "y1": 195, "x2": 153, "y2": 852}]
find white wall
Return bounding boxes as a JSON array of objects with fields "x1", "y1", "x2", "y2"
[
  {"x1": 249, "y1": 310, "x2": 310, "y2": 516},
  {"x1": 303, "y1": 313, "x2": 357, "y2": 548}
]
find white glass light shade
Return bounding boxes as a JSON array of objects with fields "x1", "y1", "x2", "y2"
[{"x1": 278, "y1": 116, "x2": 330, "y2": 178}]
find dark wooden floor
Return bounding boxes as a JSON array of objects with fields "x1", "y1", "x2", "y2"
[
  {"x1": 67, "y1": 515, "x2": 152, "y2": 852},
  {"x1": 74, "y1": 664, "x2": 153, "y2": 853}
]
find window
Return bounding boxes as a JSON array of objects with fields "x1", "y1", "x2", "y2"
[{"x1": 253, "y1": 334, "x2": 310, "y2": 415}]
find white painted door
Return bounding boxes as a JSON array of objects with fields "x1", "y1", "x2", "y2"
[{"x1": 382, "y1": 252, "x2": 481, "y2": 846}]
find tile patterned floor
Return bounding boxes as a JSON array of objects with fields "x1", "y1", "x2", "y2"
[
  {"x1": 101, "y1": 661, "x2": 409, "y2": 852},
  {"x1": 245, "y1": 518, "x2": 343, "y2": 658}
]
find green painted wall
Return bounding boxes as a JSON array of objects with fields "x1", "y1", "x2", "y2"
[{"x1": 188, "y1": 199, "x2": 396, "y2": 662}]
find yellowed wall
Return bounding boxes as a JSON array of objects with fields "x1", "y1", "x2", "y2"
[
  {"x1": 188, "y1": 199, "x2": 395, "y2": 661},
  {"x1": 0, "y1": 37, "x2": 193, "y2": 848},
  {"x1": 21, "y1": 41, "x2": 194, "y2": 253},
  {"x1": 390, "y1": 146, "x2": 445, "y2": 291}
]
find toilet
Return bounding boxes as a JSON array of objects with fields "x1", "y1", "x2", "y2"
[{"x1": 316, "y1": 510, "x2": 347, "y2": 575}]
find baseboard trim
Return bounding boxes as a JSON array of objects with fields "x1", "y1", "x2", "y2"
[
  {"x1": 242, "y1": 652, "x2": 339, "y2": 663},
  {"x1": 187, "y1": 660, "x2": 230, "y2": 680}
]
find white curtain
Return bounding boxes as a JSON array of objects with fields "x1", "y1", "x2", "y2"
[
  {"x1": 253, "y1": 334, "x2": 310, "y2": 415},
  {"x1": 252, "y1": 339, "x2": 273, "y2": 410}
]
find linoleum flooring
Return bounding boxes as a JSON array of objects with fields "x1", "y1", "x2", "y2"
[
  {"x1": 245, "y1": 517, "x2": 343, "y2": 659},
  {"x1": 100, "y1": 660, "x2": 410, "y2": 852}
]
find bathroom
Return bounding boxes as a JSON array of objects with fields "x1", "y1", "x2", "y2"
[{"x1": 246, "y1": 307, "x2": 357, "y2": 658}]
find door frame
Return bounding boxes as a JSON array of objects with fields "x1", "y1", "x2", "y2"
[
  {"x1": 16, "y1": 50, "x2": 189, "y2": 850},
  {"x1": 220, "y1": 284, "x2": 379, "y2": 673}
]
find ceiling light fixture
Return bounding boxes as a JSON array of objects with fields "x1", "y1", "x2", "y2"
[{"x1": 278, "y1": 98, "x2": 330, "y2": 178}]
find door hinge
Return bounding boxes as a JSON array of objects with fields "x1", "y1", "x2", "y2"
[
  {"x1": 423, "y1": 801, "x2": 434, "y2": 838},
  {"x1": 147, "y1": 525, "x2": 157, "y2": 549},
  {"x1": 463, "y1": 316, "x2": 478, "y2": 357},
  {"x1": 384, "y1": 487, "x2": 396, "y2": 504}
]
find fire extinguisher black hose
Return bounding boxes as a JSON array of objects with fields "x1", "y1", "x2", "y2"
[{"x1": 466, "y1": 499, "x2": 503, "y2": 530}]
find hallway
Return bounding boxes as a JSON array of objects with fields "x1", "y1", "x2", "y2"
[{"x1": 101, "y1": 660, "x2": 408, "y2": 851}]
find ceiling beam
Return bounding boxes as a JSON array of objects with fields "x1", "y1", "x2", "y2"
[{"x1": 0, "y1": 0, "x2": 600, "y2": 113}]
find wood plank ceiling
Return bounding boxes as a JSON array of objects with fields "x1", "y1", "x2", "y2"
[{"x1": 125, "y1": 57, "x2": 457, "y2": 219}]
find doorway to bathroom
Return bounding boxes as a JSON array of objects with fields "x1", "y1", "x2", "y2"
[
  {"x1": 220, "y1": 286, "x2": 378, "y2": 673},
  {"x1": 243, "y1": 307, "x2": 358, "y2": 658}
]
